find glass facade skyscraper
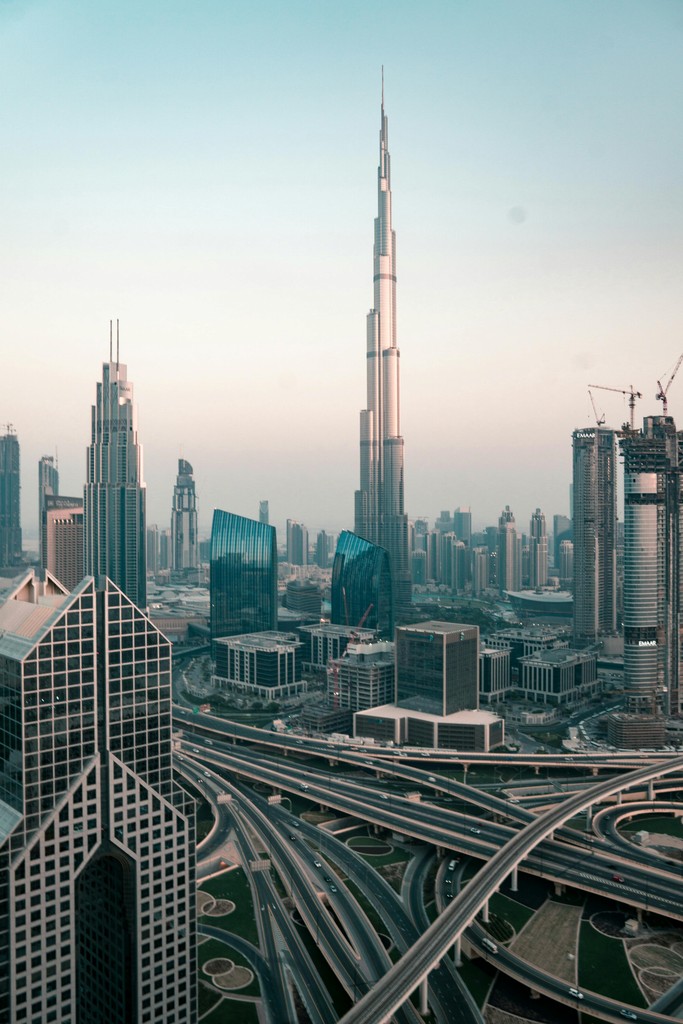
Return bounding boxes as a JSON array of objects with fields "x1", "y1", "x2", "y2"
[
  {"x1": 0, "y1": 571, "x2": 196, "y2": 1023},
  {"x1": 330, "y1": 530, "x2": 393, "y2": 637},
  {"x1": 210, "y1": 509, "x2": 277, "y2": 640},
  {"x1": 572, "y1": 427, "x2": 617, "y2": 643},
  {"x1": 0, "y1": 429, "x2": 21, "y2": 569},
  {"x1": 396, "y1": 621, "x2": 479, "y2": 716}
]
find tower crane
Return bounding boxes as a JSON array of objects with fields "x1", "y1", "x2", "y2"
[
  {"x1": 587, "y1": 389, "x2": 605, "y2": 426},
  {"x1": 655, "y1": 353, "x2": 683, "y2": 415},
  {"x1": 587, "y1": 383, "x2": 642, "y2": 432}
]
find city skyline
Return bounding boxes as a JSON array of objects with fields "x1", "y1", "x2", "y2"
[{"x1": 2, "y1": 1, "x2": 683, "y2": 540}]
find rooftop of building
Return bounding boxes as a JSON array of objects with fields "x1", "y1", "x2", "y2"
[
  {"x1": 355, "y1": 703, "x2": 501, "y2": 726},
  {"x1": 331, "y1": 640, "x2": 395, "y2": 665},
  {"x1": 214, "y1": 630, "x2": 302, "y2": 651},
  {"x1": 298, "y1": 622, "x2": 377, "y2": 639},
  {"x1": 520, "y1": 647, "x2": 594, "y2": 666},
  {"x1": 504, "y1": 589, "x2": 573, "y2": 604},
  {"x1": 487, "y1": 625, "x2": 569, "y2": 641},
  {"x1": 398, "y1": 620, "x2": 479, "y2": 636}
]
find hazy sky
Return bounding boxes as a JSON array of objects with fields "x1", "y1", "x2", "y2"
[{"x1": 3, "y1": 0, "x2": 683, "y2": 545}]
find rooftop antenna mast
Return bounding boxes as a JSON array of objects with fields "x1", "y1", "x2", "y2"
[
  {"x1": 109, "y1": 320, "x2": 113, "y2": 363},
  {"x1": 655, "y1": 352, "x2": 683, "y2": 415},
  {"x1": 116, "y1": 318, "x2": 120, "y2": 370}
]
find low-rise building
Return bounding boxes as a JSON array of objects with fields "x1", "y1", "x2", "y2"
[
  {"x1": 479, "y1": 646, "x2": 512, "y2": 705},
  {"x1": 298, "y1": 622, "x2": 376, "y2": 671},
  {"x1": 213, "y1": 631, "x2": 305, "y2": 699},
  {"x1": 327, "y1": 641, "x2": 395, "y2": 711},
  {"x1": 353, "y1": 704, "x2": 504, "y2": 752},
  {"x1": 518, "y1": 647, "x2": 598, "y2": 706}
]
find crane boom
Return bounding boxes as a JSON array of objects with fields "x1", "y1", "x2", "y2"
[
  {"x1": 587, "y1": 384, "x2": 642, "y2": 431},
  {"x1": 587, "y1": 389, "x2": 605, "y2": 426},
  {"x1": 655, "y1": 352, "x2": 683, "y2": 415}
]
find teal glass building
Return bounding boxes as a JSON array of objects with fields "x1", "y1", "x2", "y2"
[
  {"x1": 210, "y1": 509, "x2": 278, "y2": 640},
  {"x1": 331, "y1": 530, "x2": 393, "y2": 637}
]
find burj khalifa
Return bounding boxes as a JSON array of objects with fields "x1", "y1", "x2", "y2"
[{"x1": 354, "y1": 82, "x2": 411, "y2": 615}]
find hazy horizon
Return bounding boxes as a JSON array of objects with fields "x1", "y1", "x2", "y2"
[{"x1": 3, "y1": 1, "x2": 682, "y2": 543}]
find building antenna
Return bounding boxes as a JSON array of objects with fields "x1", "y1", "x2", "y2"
[
  {"x1": 109, "y1": 319, "x2": 113, "y2": 363},
  {"x1": 381, "y1": 65, "x2": 384, "y2": 109},
  {"x1": 116, "y1": 318, "x2": 120, "y2": 370}
]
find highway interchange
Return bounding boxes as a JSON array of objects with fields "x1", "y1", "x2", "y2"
[{"x1": 175, "y1": 707, "x2": 683, "y2": 1024}]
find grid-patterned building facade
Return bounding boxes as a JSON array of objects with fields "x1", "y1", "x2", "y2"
[{"x1": 0, "y1": 571, "x2": 196, "y2": 1024}]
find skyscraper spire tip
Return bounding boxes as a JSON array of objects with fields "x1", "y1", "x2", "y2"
[{"x1": 381, "y1": 65, "x2": 384, "y2": 110}]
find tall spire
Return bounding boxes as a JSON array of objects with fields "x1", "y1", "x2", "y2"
[{"x1": 354, "y1": 80, "x2": 411, "y2": 619}]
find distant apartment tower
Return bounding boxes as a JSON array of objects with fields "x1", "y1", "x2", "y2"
[
  {"x1": 315, "y1": 530, "x2": 331, "y2": 569},
  {"x1": 210, "y1": 509, "x2": 278, "y2": 640},
  {"x1": 0, "y1": 428, "x2": 21, "y2": 569},
  {"x1": 84, "y1": 331, "x2": 146, "y2": 608},
  {"x1": 471, "y1": 546, "x2": 489, "y2": 596},
  {"x1": 621, "y1": 415, "x2": 683, "y2": 716},
  {"x1": 529, "y1": 507, "x2": 548, "y2": 588},
  {"x1": 0, "y1": 571, "x2": 196, "y2": 1024},
  {"x1": 171, "y1": 458, "x2": 198, "y2": 569},
  {"x1": 259, "y1": 499, "x2": 269, "y2": 525},
  {"x1": 497, "y1": 505, "x2": 521, "y2": 594},
  {"x1": 552, "y1": 514, "x2": 572, "y2": 568},
  {"x1": 146, "y1": 525, "x2": 159, "y2": 574},
  {"x1": 286, "y1": 519, "x2": 308, "y2": 565},
  {"x1": 396, "y1": 621, "x2": 479, "y2": 715},
  {"x1": 559, "y1": 539, "x2": 574, "y2": 585},
  {"x1": 38, "y1": 455, "x2": 59, "y2": 563},
  {"x1": 572, "y1": 427, "x2": 617, "y2": 643},
  {"x1": 41, "y1": 495, "x2": 84, "y2": 591},
  {"x1": 453, "y1": 507, "x2": 472, "y2": 546}
]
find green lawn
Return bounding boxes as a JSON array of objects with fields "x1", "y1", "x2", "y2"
[
  {"x1": 199, "y1": 869, "x2": 259, "y2": 946},
  {"x1": 578, "y1": 921, "x2": 645, "y2": 1006},
  {"x1": 488, "y1": 892, "x2": 534, "y2": 936},
  {"x1": 197, "y1": 937, "x2": 260, "y2": 999},
  {"x1": 456, "y1": 954, "x2": 497, "y2": 1008},
  {"x1": 199, "y1": 997, "x2": 260, "y2": 1023},
  {"x1": 621, "y1": 815, "x2": 683, "y2": 838}
]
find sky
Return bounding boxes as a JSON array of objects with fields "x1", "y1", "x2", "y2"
[{"x1": 2, "y1": 0, "x2": 683, "y2": 546}]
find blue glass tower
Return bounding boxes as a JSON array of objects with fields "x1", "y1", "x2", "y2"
[
  {"x1": 331, "y1": 530, "x2": 393, "y2": 637},
  {"x1": 210, "y1": 509, "x2": 278, "y2": 640}
]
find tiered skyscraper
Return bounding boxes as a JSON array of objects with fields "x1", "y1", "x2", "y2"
[
  {"x1": 572, "y1": 427, "x2": 617, "y2": 644},
  {"x1": 528, "y1": 507, "x2": 548, "y2": 588},
  {"x1": 0, "y1": 427, "x2": 21, "y2": 569},
  {"x1": 171, "y1": 458, "x2": 198, "y2": 570},
  {"x1": 38, "y1": 455, "x2": 59, "y2": 563},
  {"x1": 497, "y1": 505, "x2": 521, "y2": 594},
  {"x1": 84, "y1": 325, "x2": 146, "y2": 608},
  {"x1": 0, "y1": 571, "x2": 196, "y2": 1023},
  {"x1": 354, "y1": 83, "x2": 410, "y2": 616}
]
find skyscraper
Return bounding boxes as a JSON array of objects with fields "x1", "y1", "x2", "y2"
[
  {"x1": 84, "y1": 327, "x2": 146, "y2": 608},
  {"x1": 497, "y1": 505, "x2": 521, "y2": 595},
  {"x1": 38, "y1": 455, "x2": 59, "y2": 564},
  {"x1": 395, "y1": 621, "x2": 479, "y2": 716},
  {"x1": 529, "y1": 507, "x2": 548, "y2": 589},
  {"x1": 210, "y1": 509, "x2": 278, "y2": 640},
  {"x1": 259, "y1": 499, "x2": 269, "y2": 525},
  {"x1": 286, "y1": 519, "x2": 308, "y2": 565},
  {"x1": 621, "y1": 415, "x2": 683, "y2": 716},
  {"x1": 354, "y1": 82, "x2": 410, "y2": 616},
  {"x1": 0, "y1": 427, "x2": 21, "y2": 569},
  {"x1": 171, "y1": 458, "x2": 198, "y2": 570},
  {"x1": 331, "y1": 530, "x2": 393, "y2": 636},
  {"x1": 453, "y1": 507, "x2": 472, "y2": 546},
  {"x1": 42, "y1": 495, "x2": 84, "y2": 591},
  {"x1": 0, "y1": 571, "x2": 196, "y2": 1023},
  {"x1": 572, "y1": 427, "x2": 617, "y2": 643}
]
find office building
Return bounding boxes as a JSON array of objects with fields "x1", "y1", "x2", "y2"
[
  {"x1": 328, "y1": 640, "x2": 395, "y2": 711},
  {"x1": 147, "y1": 525, "x2": 159, "y2": 574},
  {"x1": 453, "y1": 507, "x2": 472, "y2": 546},
  {"x1": 213, "y1": 631, "x2": 304, "y2": 699},
  {"x1": 518, "y1": 647, "x2": 599, "y2": 706},
  {"x1": 38, "y1": 455, "x2": 59, "y2": 564},
  {"x1": 0, "y1": 571, "x2": 196, "y2": 1024},
  {"x1": 559, "y1": 539, "x2": 574, "y2": 586},
  {"x1": 529, "y1": 507, "x2": 548, "y2": 588},
  {"x1": 485, "y1": 626, "x2": 569, "y2": 682},
  {"x1": 84, "y1": 331, "x2": 146, "y2": 608},
  {"x1": 41, "y1": 496, "x2": 84, "y2": 592},
  {"x1": 286, "y1": 519, "x2": 308, "y2": 565},
  {"x1": 471, "y1": 546, "x2": 489, "y2": 596},
  {"x1": 259, "y1": 499, "x2": 269, "y2": 525},
  {"x1": 285, "y1": 578, "x2": 322, "y2": 617},
  {"x1": 298, "y1": 622, "x2": 376, "y2": 671},
  {"x1": 354, "y1": 704, "x2": 503, "y2": 752},
  {"x1": 552, "y1": 514, "x2": 572, "y2": 569},
  {"x1": 396, "y1": 621, "x2": 479, "y2": 716},
  {"x1": 572, "y1": 427, "x2": 617, "y2": 643},
  {"x1": 315, "y1": 530, "x2": 331, "y2": 569},
  {"x1": 331, "y1": 530, "x2": 393, "y2": 636},
  {"x1": 479, "y1": 646, "x2": 512, "y2": 705},
  {"x1": 210, "y1": 509, "x2": 277, "y2": 640},
  {"x1": 171, "y1": 459, "x2": 198, "y2": 570},
  {"x1": 0, "y1": 428, "x2": 21, "y2": 569},
  {"x1": 354, "y1": 84, "x2": 411, "y2": 616},
  {"x1": 497, "y1": 506, "x2": 521, "y2": 595},
  {"x1": 621, "y1": 415, "x2": 683, "y2": 716}
]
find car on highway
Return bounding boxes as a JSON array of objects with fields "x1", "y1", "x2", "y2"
[
  {"x1": 203, "y1": 771, "x2": 211, "y2": 777},
  {"x1": 619, "y1": 1011, "x2": 637, "y2": 1021},
  {"x1": 380, "y1": 793, "x2": 389, "y2": 800},
  {"x1": 612, "y1": 873, "x2": 625, "y2": 883},
  {"x1": 568, "y1": 989, "x2": 584, "y2": 1000},
  {"x1": 470, "y1": 827, "x2": 481, "y2": 835},
  {"x1": 428, "y1": 776, "x2": 436, "y2": 783},
  {"x1": 324, "y1": 875, "x2": 333, "y2": 883},
  {"x1": 313, "y1": 860, "x2": 322, "y2": 868},
  {"x1": 289, "y1": 834, "x2": 297, "y2": 841},
  {"x1": 329, "y1": 885, "x2": 337, "y2": 893}
]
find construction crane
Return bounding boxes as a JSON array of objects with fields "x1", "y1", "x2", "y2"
[
  {"x1": 587, "y1": 383, "x2": 642, "y2": 432},
  {"x1": 655, "y1": 353, "x2": 683, "y2": 415},
  {"x1": 587, "y1": 389, "x2": 605, "y2": 426}
]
